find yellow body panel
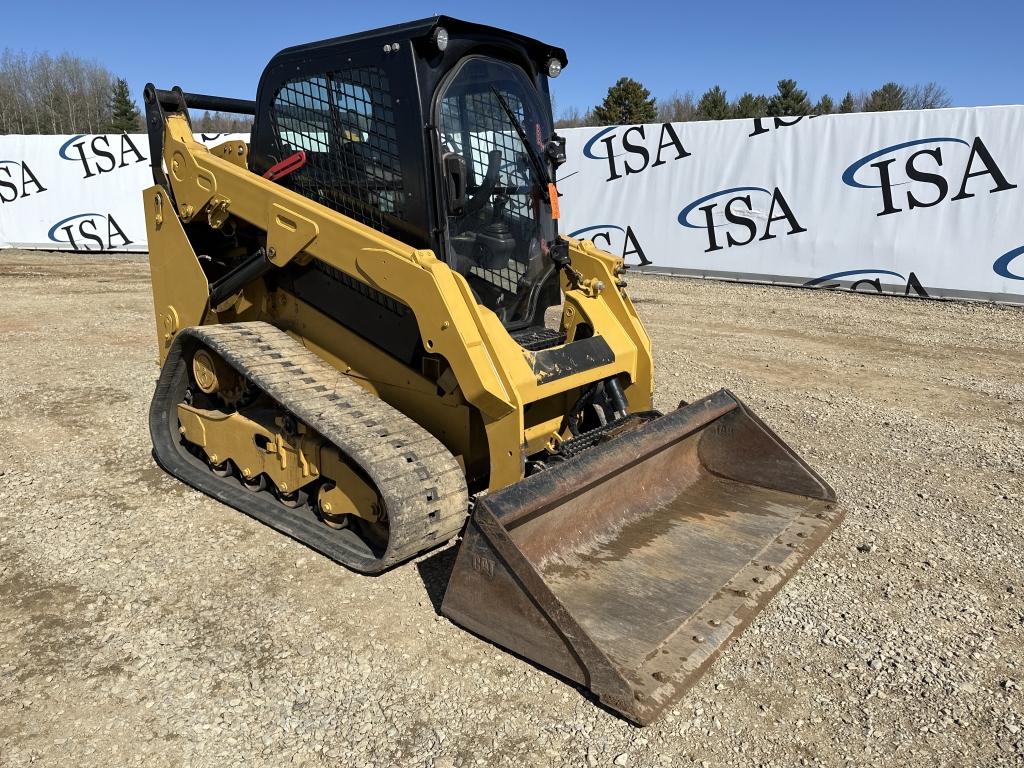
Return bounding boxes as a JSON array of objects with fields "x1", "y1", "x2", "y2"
[
  {"x1": 145, "y1": 187, "x2": 209, "y2": 360},
  {"x1": 147, "y1": 115, "x2": 654, "y2": 491},
  {"x1": 177, "y1": 403, "x2": 380, "y2": 522}
]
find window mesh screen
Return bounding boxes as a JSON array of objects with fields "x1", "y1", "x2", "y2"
[
  {"x1": 470, "y1": 257, "x2": 527, "y2": 294},
  {"x1": 271, "y1": 66, "x2": 404, "y2": 232},
  {"x1": 439, "y1": 88, "x2": 535, "y2": 294}
]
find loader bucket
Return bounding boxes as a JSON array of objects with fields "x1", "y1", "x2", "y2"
[{"x1": 441, "y1": 389, "x2": 840, "y2": 725}]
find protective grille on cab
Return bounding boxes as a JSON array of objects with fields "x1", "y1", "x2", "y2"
[{"x1": 271, "y1": 66, "x2": 405, "y2": 233}]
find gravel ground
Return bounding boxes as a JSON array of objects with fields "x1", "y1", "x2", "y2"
[{"x1": 0, "y1": 250, "x2": 1021, "y2": 768}]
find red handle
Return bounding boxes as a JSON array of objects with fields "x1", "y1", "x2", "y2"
[{"x1": 263, "y1": 150, "x2": 307, "y2": 181}]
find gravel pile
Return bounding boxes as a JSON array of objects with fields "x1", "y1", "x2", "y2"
[{"x1": 1, "y1": 251, "x2": 1020, "y2": 767}]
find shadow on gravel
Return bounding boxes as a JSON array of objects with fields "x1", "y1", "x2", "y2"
[{"x1": 414, "y1": 545, "x2": 458, "y2": 613}]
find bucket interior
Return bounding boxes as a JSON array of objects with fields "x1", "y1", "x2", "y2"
[
  {"x1": 441, "y1": 393, "x2": 840, "y2": 724},
  {"x1": 502, "y1": 410, "x2": 832, "y2": 673}
]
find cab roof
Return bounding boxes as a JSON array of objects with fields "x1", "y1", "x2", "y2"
[{"x1": 269, "y1": 15, "x2": 567, "y2": 70}]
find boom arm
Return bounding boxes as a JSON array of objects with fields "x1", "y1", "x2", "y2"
[{"x1": 144, "y1": 105, "x2": 653, "y2": 489}]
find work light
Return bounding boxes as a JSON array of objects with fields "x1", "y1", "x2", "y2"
[{"x1": 433, "y1": 27, "x2": 449, "y2": 52}]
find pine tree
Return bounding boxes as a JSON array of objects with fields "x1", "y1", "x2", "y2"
[
  {"x1": 864, "y1": 82, "x2": 905, "y2": 112},
  {"x1": 768, "y1": 79, "x2": 811, "y2": 118},
  {"x1": 731, "y1": 92, "x2": 770, "y2": 119},
  {"x1": 695, "y1": 86, "x2": 731, "y2": 120},
  {"x1": 838, "y1": 91, "x2": 856, "y2": 113},
  {"x1": 814, "y1": 95, "x2": 835, "y2": 115},
  {"x1": 592, "y1": 77, "x2": 657, "y2": 125},
  {"x1": 107, "y1": 77, "x2": 141, "y2": 133},
  {"x1": 196, "y1": 111, "x2": 214, "y2": 132}
]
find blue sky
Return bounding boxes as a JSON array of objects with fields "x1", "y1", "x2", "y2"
[{"x1": 4, "y1": 0, "x2": 1022, "y2": 113}]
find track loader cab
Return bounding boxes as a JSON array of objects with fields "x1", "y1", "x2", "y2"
[
  {"x1": 142, "y1": 16, "x2": 841, "y2": 727},
  {"x1": 248, "y1": 17, "x2": 566, "y2": 329}
]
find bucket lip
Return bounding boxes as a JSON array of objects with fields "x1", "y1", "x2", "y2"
[{"x1": 619, "y1": 494, "x2": 844, "y2": 724}]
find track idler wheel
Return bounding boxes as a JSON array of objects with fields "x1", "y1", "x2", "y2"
[
  {"x1": 191, "y1": 347, "x2": 252, "y2": 408},
  {"x1": 210, "y1": 459, "x2": 233, "y2": 478},
  {"x1": 191, "y1": 349, "x2": 221, "y2": 395},
  {"x1": 277, "y1": 488, "x2": 309, "y2": 509},
  {"x1": 239, "y1": 471, "x2": 267, "y2": 493}
]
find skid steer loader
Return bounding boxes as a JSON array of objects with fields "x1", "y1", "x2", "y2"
[{"x1": 142, "y1": 16, "x2": 841, "y2": 725}]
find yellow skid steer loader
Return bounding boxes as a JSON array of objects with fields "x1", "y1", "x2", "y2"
[{"x1": 142, "y1": 16, "x2": 840, "y2": 724}]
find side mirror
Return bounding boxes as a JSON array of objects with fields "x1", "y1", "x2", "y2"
[{"x1": 443, "y1": 152, "x2": 467, "y2": 214}]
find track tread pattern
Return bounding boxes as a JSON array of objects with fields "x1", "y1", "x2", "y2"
[{"x1": 151, "y1": 322, "x2": 469, "y2": 572}]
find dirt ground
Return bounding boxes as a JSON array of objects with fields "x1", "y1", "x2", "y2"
[{"x1": 0, "y1": 250, "x2": 1021, "y2": 767}]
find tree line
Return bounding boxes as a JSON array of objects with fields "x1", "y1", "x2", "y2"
[
  {"x1": 193, "y1": 111, "x2": 253, "y2": 134},
  {"x1": 556, "y1": 78, "x2": 953, "y2": 127},
  {"x1": 2, "y1": 48, "x2": 952, "y2": 134},
  {"x1": 0, "y1": 49, "x2": 251, "y2": 135},
  {"x1": 0, "y1": 49, "x2": 124, "y2": 134}
]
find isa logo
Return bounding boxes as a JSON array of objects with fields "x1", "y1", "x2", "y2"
[
  {"x1": 678, "y1": 186, "x2": 806, "y2": 253},
  {"x1": 568, "y1": 224, "x2": 651, "y2": 266},
  {"x1": 582, "y1": 123, "x2": 691, "y2": 183},
  {"x1": 842, "y1": 136, "x2": 1016, "y2": 217},
  {"x1": 993, "y1": 245, "x2": 1024, "y2": 280},
  {"x1": 48, "y1": 213, "x2": 133, "y2": 251},
  {"x1": 58, "y1": 134, "x2": 147, "y2": 179},
  {"x1": 804, "y1": 268, "x2": 929, "y2": 297},
  {"x1": 0, "y1": 159, "x2": 47, "y2": 203}
]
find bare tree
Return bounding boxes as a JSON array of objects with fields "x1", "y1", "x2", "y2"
[
  {"x1": 657, "y1": 91, "x2": 697, "y2": 122},
  {"x1": 0, "y1": 50, "x2": 27, "y2": 133},
  {"x1": 554, "y1": 105, "x2": 595, "y2": 129},
  {"x1": 0, "y1": 48, "x2": 116, "y2": 134},
  {"x1": 904, "y1": 82, "x2": 952, "y2": 110}
]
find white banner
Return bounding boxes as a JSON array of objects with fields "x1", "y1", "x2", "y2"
[
  {"x1": 0, "y1": 132, "x2": 246, "y2": 252},
  {"x1": 1, "y1": 107, "x2": 1022, "y2": 303},
  {"x1": 558, "y1": 106, "x2": 1024, "y2": 303}
]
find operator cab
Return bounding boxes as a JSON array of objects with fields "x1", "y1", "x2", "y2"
[{"x1": 249, "y1": 17, "x2": 568, "y2": 331}]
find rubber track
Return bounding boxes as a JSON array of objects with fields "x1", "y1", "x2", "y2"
[{"x1": 150, "y1": 322, "x2": 469, "y2": 573}]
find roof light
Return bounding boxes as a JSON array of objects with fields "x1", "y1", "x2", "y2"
[
  {"x1": 547, "y1": 58, "x2": 563, "y2": 78},
  {"x1": 433, "y1": 27, "x2": 449, "y2": 52}
]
